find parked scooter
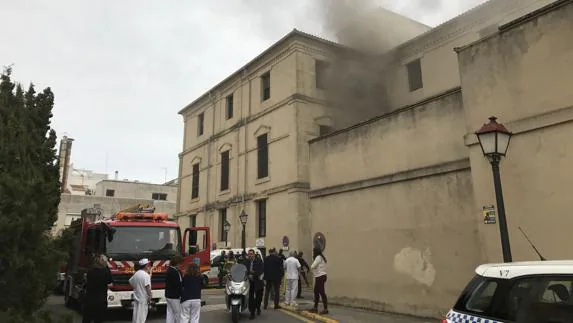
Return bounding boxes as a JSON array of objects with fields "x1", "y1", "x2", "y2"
[{"x1": 225, "y1": 263, "x2": 250, "y2": 323}]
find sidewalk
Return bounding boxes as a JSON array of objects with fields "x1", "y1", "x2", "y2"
[{"x1": 283, "y1": 290, "x2": 434, "y2": 323}]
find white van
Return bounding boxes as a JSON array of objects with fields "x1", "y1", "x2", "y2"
[
  {"x1": 443, "y1": 260, "x2": 573, "y2": 323},
  {"x1": 203, "y1": 248, "x2": 264, "y2": 287}
]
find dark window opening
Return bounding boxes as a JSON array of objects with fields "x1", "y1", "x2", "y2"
[
  {"x1": 406, "y1": 58, "x2": 423, "y2": 92},
  {"x1": 105, "y1": 189, "x2": 115, "y2": 197},
  {"x1": 191, "y1": 214, "x2": 197, "y2": 227},
  {"x1": 191, "y1": 164, "x2": 200, "y2": 199},
  {"x1": 257, "y1": 134, "x2": 268, "y2": 179},
  {"x1": 315, "y1": 60, "x2": 330, "y2": 89},
  {"x1": 257, "y1": 199, "x2": 267, "y2": 238},
  {"x1": 220, "y1": 150, "x2": 230, "y2": 191},
  {"x1": 152, "y1": 193, "x2": 167, "y2": 201},
  {"x1": 197, "y1": 112, "x2": 204, "y2": 136},
  {"x1": 225, "y1": 94, "x2": 234, "y2": 120},
  {"x1": 261, "y1": 72, "x2": 271, "y2": 101},
  {"x1": 219, "y1": 208, "x2": 228, "y2": 241},
  {"x1": 319, "y1": 125, "x2": 333, "y2": 136}
]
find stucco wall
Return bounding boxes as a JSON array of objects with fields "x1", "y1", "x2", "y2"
[
  {"x1": 308, "y1": 91, "x2": 482, "y2": 317},
  {"x1": 458, "y1": 0, "x2": 573, "y2": 262},
  {"x1": 95, "y1": 180, "x2": 177, "y2": 202}
]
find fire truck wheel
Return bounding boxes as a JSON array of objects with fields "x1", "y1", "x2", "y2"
[{"x1": 202, "y1": 275, "x2": 209, "y2": 288}]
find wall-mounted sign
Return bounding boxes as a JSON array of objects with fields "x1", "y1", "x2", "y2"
[
  {"x1": 483, "y1": 205, "x2": 497, "y2": 224},
  {"x1": 282, "y1": 236, "x2": 289, "y2": 247},
  {"x1": 313, "y1": 232, "x2": 326, "y2": 252},
  {"x1": 256, "y1": 238, "x2": 265, "y2": 248}
]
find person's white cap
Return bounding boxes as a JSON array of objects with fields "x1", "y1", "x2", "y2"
[{"x1": 139, "y1": 258, "x2": 150, "y2": 266}]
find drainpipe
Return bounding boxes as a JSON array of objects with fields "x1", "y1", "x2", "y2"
[
  {"x1": 242, "y1": 69, "x2": 251, "y2": 247},
  {"x1": 206, "y1": 91, "x2": 215, "y2": 229}
]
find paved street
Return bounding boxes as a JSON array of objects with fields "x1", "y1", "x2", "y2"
[{"x1": 44, "y1": 289, "x2": 311, "y2": 322}]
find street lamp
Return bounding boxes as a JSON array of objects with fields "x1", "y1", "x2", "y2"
[
  {"x1": 223, "y1": 220, "x2": 231, "y2": 248},
  {"x1": 476, "y1": 116, "x2": 513, "y2": 263},
  {"x1": 239, "y1": 210, "x2": 248, "y2": 252}
]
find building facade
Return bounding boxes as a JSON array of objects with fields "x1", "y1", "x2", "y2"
[
  {"x1": 308, "y1": 0, "x2": 570, "y2": 318},
  {"x1": 95, "y1": 179, "x2": 177, "y2": 202}
]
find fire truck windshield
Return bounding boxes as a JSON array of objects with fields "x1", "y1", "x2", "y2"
[{"x1": 106, "y1": 226, "x2": 181, "y2": 260}]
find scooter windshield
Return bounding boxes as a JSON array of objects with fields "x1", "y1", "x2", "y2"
[{"x1": 229, "y1": 264, "x2": 248, "y2": 282}]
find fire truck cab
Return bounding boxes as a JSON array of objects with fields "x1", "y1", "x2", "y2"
[{"x1": 64, "y1": 206, "x2": 210, "y2": 310}]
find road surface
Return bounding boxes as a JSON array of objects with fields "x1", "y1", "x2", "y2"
[{"x1": 44, "y1": 289, "x2": 313, "y2": 322}]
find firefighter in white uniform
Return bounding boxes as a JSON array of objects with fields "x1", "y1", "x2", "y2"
[{"x1": 129, "y1": 258, "x2": 152, "y2": 323}]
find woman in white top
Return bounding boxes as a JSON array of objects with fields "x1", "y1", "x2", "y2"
[{"x1": 310, "y1": 247, "x2": 328, "y2": 314}]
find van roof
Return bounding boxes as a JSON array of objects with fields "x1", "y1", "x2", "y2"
[{"x1": 476, "y1": 260, "x2": 573, "y2": 279}]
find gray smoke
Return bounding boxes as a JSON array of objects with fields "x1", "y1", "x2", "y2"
[{"x1": 316, "y1": 0, "x2": 432, "y2": 129}]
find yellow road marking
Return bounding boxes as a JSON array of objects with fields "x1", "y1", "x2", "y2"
[
  {"x1": 279, "y1": 309, "x2": 316, "y2": 322},
  {"x1": 300, "y1": 310, "x2": 339, "y2": 323}
]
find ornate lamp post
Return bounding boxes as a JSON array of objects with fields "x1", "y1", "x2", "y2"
[
  {"x1": 239, "y1": 210, "x2": 248, "y2": 252},
  {"x1": 223, "y1": 220, "x2": 231, "y2": 248},
  {"x1": 475, "y1": 116, "x2": 513, "y2": 262}
]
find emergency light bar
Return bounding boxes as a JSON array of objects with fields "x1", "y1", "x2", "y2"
[{"x1": 115, "y1": 212, "x2": 168, "y2": 221}]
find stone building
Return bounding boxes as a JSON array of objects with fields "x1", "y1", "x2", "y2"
[
  {"x1": 309, "y1": 0, "x2": 570, "y2": 318},
  {"x1": 175, "y1": 10, "x2": 428, "y2": 255}
]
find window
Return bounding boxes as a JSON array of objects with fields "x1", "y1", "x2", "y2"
[
  {"x1": 315, "y1": 60, "x2": 330, "y2": 89},
  {"x1": 256, "y1": 134, "x2": 268, "y2": 179},
  {"x1": 191, "y1": 164, "x2": 200, "y2": 199},
  {"x1": 219, "y1": 208, "x2": 228, "y2": 241},
  {"x1": 105, "y1": 189, "x2": 115, "y2": 197},
  {"x1": 319, "y1": 125, "x2": 333, "y2": 136},
  {"x1": 465, "y1": 280, "x2": 499, "y2": 313},
  {"x1": 225, "y1": 94, "x2": 234, "y2": 120},
  {"x1": 261, "y1": 72, "x2": 270, "y2": 101},
  {"x1": 220, "y1": 150, "x2": 230, "y2": 191},
  {"x1": 191, "y1": 214, "x2": 197, "y2": 227},
  {"x1": 406, "y1": 58, "x2": 423, "y2": 92},
  {"x1": 256, "y1": 199, "x2": 267, "y2": 238},
  {"x1": 197, "y1": 112, "x2": 204, "y2": 136},
  {"x1": 152, "y1": 193, "x2": 167, "y2": 201}
]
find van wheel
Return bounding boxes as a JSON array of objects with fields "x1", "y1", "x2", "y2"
[{"x1": 202, "y1": 275, "x2": 209, "y2": 288}]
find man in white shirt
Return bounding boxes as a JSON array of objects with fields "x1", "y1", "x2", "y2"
[
  {"x1": 283, "y1": 253, "x2": 301, "y2": 306},
  {"x1": 129, "y1": 258, "x2": 153, "y2": 323}
]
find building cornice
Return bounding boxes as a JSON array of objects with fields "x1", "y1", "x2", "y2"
[
  {"x1": 178, "y1": 29, "x2": 348, "y2": 116},
  {"x1": 178, "y1": 181, "x2": 310, "y2": 215}
]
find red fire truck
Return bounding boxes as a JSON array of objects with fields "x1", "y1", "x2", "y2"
[{"x1": 63, "y1": 205, "x2": 210, "y2": 310}]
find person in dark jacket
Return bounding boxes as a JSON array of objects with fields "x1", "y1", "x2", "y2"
[
  {"x1": 82, "y1": 254, "x2": 112, "y2": 323},
  {"x1": 180, "y1": 262, "x2": 203, "y2": 323},
  {"x1": 245, "y1": 249, "x2": 264, "y2": 319},
  {"x1": 263, "y1": 248, "x2": 283, "y2": 310},
  {"x1": 165, "y1": 255, "x2": 183, "y2": 323},
  {"x1": 296, "y1": 251, "x2": 310, "y2": 299}
]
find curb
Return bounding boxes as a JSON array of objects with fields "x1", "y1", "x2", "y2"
[{"x1": 281, "y1": 304, "x2": 339, "y2": 323}]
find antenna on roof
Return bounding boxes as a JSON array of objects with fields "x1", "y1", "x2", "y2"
[{"x1": 518, "y1": 226, "x2": 546, "y2": 261}]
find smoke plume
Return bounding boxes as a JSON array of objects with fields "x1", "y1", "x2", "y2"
[{"x1": 316, "y1": 0, "x2": 430, "y2": 129}]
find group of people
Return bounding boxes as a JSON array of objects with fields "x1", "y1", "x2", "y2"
[
  {"x1": 80, "y1": 246, "x2": 328, "y2": 323},
  {"x1": 220, "y1": 246, "x2": 329, "y2": 320},
  {"x1": 81, "y1": 255, "x2": 203, "y2": 323}
]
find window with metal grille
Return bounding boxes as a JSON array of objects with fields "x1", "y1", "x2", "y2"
[
  {"x1": 257, "y1": 199, "x2": 267, "y2": 238},
  {"x1": 315, "y1": 60, "x2": 330, "y2": 89},
  {"x1": 151, "y1": 193, "x2": 167, "y2": 200},
  {"x1": 406, "y1": 58, "x2": 423, "y2": 92},
  {"x1": 191, "y1": 164, "x2": 199, "y2": 199},
  {"x1": 261, "y1": 72, "x2": 270, "y2": 101},
  {"x1": 105, "y1": 189, "x2": 115, "y2": 197},
  {"x1": 219, "y1": 208, "x2": 227, "y2": 241},
  {"x1": 197, "y1": 112, "x2": 204, "y2": 136},
  {"x1": 226, "y1": 94, "x2": 234, "y2": 119},
  {"x1": 256, "y1": 134, "x2": 268, "y2": 179},
  {"x1": 220, "y1": 150, "x2": 230, "y2": 191}
]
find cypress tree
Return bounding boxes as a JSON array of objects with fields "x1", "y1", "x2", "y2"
[{"x1": 0, "y1": 67, "x2": 68, "y2": 322}]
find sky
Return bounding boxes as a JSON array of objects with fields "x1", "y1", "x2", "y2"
[{"x1": 0, "y1": 0, "x2": 487, "y2": 184}]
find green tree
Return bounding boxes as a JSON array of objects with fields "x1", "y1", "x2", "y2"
[{"x1": 0, "y1": 67, "x2": 70, "y2": 322}]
